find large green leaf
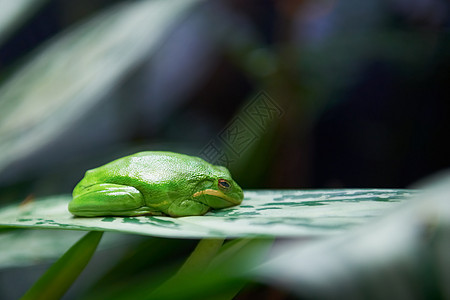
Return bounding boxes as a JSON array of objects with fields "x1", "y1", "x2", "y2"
[{"x1": 0, "y1": 189, "x2": 416, "y2": 238}]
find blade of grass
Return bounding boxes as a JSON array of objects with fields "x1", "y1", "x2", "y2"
[
  {"x1": 81, "y1": 238, "x2": 273, "y2": 300},
  {"x1": 148, "y1": 238, "x2": 225, "y2": 299},
  {"x1": 148, "y1": 238, "x2": 274, "y2": 300},
  {"x1": 176, "y1": 238, "x2": 225, "y2": 276},
  {"x1": 21, "y1": 231, "x2": 103, "y2": 300},
  {"x1": 87, "y1": 237, "x2": 197, "y2": 292}
]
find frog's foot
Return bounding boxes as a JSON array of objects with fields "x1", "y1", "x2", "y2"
[
  {"x1": 167, "y1": 199, "x2": 210, "y2": 217},
  {"x1": 69, "y1": 183, "x2": 148, "y2": 217}
]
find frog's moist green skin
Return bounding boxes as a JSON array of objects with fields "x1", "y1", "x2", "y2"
[{"x1": 69, "y1": 151, "x2": 244, "y2": 217}]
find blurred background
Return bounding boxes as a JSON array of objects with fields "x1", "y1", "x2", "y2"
[
  {"x1": 1, "y1": 1, "x2": 449, "y2": 299},
  {"x1": 0, "y1": 0, "x2": 449, "y2": 201}
]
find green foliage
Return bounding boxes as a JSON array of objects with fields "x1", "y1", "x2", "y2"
[
  {"x1": 21, "y1": 231, "x2": 103, "y2": 300},
  {"x1": 0, "y1": 189, "x2": 417, "y2": 299},
  {"x1": 255, "y1": 174, "x2": 450, "y2": 299}
]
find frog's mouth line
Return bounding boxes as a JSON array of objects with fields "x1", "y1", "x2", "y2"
[{"x1": 192, "y1": 189, "x2": 240, "y2": 205}]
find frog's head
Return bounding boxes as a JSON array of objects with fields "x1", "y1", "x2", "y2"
[{"x1": 193, "y1": 166, "x2": 244, "y2": 209}]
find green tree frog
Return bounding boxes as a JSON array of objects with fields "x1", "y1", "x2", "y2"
[{"x1": 69, "y1": 151, "x2": 244, "y2": 217}]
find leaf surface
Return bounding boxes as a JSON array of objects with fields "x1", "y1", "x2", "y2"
[{"x1": 0, "y1": 189, "x2": 416, "y2": 239}]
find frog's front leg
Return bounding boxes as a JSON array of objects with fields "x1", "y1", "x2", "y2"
[
  {"x1": 69, "y1": 183, "x2": 155, "y2": 217},
  {"x1": 167, "y1": 199, "x2": 210, "y2": 217}
]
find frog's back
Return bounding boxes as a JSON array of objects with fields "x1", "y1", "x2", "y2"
[{"x1": 81, "y1": 151, "x2": 216, "y2": 190}]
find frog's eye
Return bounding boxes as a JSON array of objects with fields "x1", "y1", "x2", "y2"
[{"x1": 218, "y1": 179, "x2": 231, "y2": 191}]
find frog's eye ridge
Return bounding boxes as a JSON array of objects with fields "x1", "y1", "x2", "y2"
[{"x1": 218, "y1": 179, "x2": 231, "y2": 191}]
